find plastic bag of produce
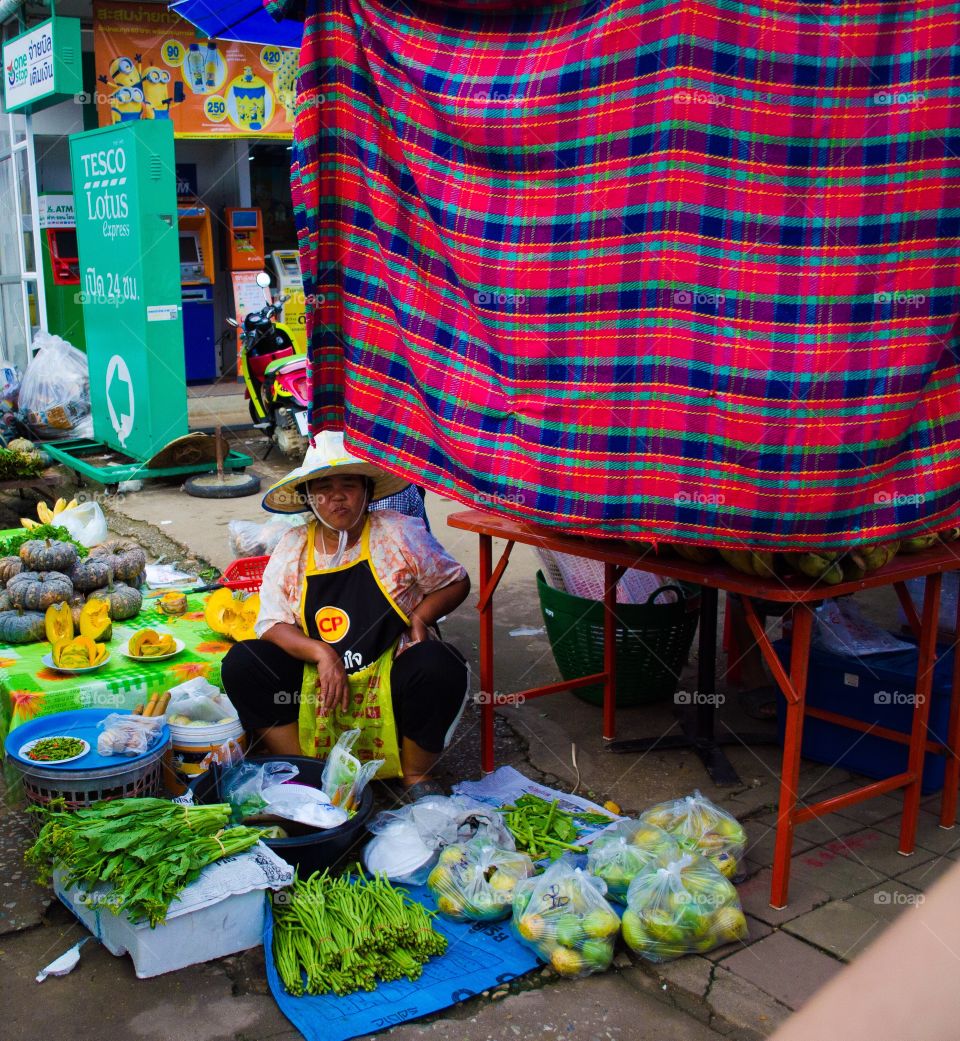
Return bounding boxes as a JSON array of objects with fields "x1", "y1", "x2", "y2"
[
  {"x1": 427, "y1": 836, "x2": 534, "y2": 921},
  {"x1": 96, "y1": 712, "x2": 165, "y2": 757},
  {"x1": 322, "y1": 728, "x2": 382, "y2": 811},
  {"x1": 57, "y1": 500, "x2": 108, "y2": 548},
  {"x1": 364, "y1": 794, "x2": 514, "y2": 884},
  {"x1": 512, "y1": 858, "x2": 620, "y2": 978},
  {"x1": 587, "y1": 819, "x2": 681, "y2": 903},
  {"x1": 223, "y1": 759, "x2": 300, "y2": 819},
  {"x1": 18, "y1": 333, "x2": 93, "y2": 441},
  {"x1": 166, "y1": 677, "x2": 239, "y2": 724},
  {"x1": 622, "y1": 851, "x2": 747, "y2": 962},
  {"x1": 639, "y1": 790, "x2": 746, "y2": 879},
  {"x1": 228, "y1": 514, "x2": 305, "y2": 558}
]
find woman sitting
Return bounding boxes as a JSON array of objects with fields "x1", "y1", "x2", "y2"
[{"x1": 222, "y1": 431, "x2": 471, "y2": 799}]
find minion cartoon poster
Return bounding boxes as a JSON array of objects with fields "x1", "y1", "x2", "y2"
[{"x1": 92, "y1": 2, "x2": 297, "y2": 138}]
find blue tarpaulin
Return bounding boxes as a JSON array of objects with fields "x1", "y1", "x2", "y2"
[{"x1": 169, "y1": 0, "x2": 301, "y2": 48}]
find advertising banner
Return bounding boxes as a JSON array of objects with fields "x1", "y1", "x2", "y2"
[{"x1": 92, "y1": 2, "x2": 297, "y2": 139}]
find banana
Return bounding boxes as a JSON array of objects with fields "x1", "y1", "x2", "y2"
[
  {"x1": 861, "y1": 541, "x2": 899, "y2": 571},
  {"x1": 750, "y1": 551, "x2": 776, "y2": 578},
  {"x1": 841, "y1": 550, "x2": 868, "y2": 581},
  {"x1": 718, "y1": 549, "x2": 760, "y2": 576},
  {"x1": 782, "y1": 551, "x2": 840, "y2": 581},
  {"x1": 673, "y1": 545, "x2": 717, "y2": 564},
  {"x1": 36, "y1": 502, "x2": 53, "y2": 525},
  {"x1": 900, "y1": 535, "x2": 937, "y2": 554}
]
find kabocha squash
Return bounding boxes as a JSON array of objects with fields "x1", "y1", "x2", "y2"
[
  {"x1": 19, "y1": 538, "x2": 79, "y2": 573},
  {"x1": 45, "y1": 602, "x2": 74, "y2": 644},
  {"x1": 0, "y1": 591, "x2": 12, "y2": 612},
  {"x1": 0, "y1": 609, "x2": 46, "y2": 644},
  {"x1": 0, "y1": 556, "x2": 23, "y2": 584},
  {"x1": 67, "y1": 593, "x2": 86, "y2": 629},
  {"x1": 79, "y1": 598, "x2": 112, "y2": 642},
  {"x1": 52, "y1": 635, "x2": 108, "y2": 668},
  {"x1": 66, "y1": 558, "x2": 112, "y2": 593},
  {"x1": 7, "y1": 571, "x2": 74, "y2": 611},
  {"x1": 87, "y1": 579, "x2": 142, "y2": 621},
  {"x1": 90, "y1": 539, "x2": 147, "y2": 584},
  {"x1": 129, "y1": 629, "x2": 176, "y2": 657},
  {"x1": 204, "y1": 588, "x2": 259, "y2": 642}
]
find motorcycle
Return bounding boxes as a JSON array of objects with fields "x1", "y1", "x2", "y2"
[{"x1": 228, "y1": 271, "x2": 310, "y2": 458}]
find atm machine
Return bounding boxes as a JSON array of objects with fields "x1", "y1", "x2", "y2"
[
  {"x1": 38, "y1": 195, "x2": 86, "y2": 350},
  {"x1": 271, "y1": 249, "x2": 307, "y2": 352},
  {"x1": 177, "y1": 203, "x2": 217, "y2": 382}
]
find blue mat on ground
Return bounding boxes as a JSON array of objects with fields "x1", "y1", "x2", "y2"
[{"x1": 263, "y1": 885, "x2": 541, "y2": 1041}]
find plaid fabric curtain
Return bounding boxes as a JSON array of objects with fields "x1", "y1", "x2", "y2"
[{"x1": 270, "y1": 0, "x2": 960, "y2": 547}]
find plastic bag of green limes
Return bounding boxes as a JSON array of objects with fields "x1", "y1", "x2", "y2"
[
  {"x1": 511, "y1": 858, "x2": 621, "y2": 978},
  {"x1": 586, "y1": 819, "x2": 681, "y2": 903},
  {"x1": 639, "y1": 790, "x2": 746, "y2": 879},
  {"x1": 621, "y1": 851, "x2": 748, "y2": 962},
  {"x1": 427, "y1": 836, "x2": 535, "y2": 921}
]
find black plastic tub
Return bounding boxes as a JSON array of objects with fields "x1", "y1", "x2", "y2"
[{"x1": 189, "y1": 754, "x2": 374, "y2": 875}]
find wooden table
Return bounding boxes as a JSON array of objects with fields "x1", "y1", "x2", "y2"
[{"x1": 448, "y1": 509, "x2": 960, "y2": 907}]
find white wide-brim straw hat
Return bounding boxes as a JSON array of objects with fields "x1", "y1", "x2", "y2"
[{"x1": 262, "y1": 430, "x2": 410, "y2": 514}]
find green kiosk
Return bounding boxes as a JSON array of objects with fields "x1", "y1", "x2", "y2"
[{"x1": 41, "y1": 121, "x2": 250, "y2": 486}]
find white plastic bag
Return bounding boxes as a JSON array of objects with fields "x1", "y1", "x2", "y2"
[
  {"x1": 322, "y1": 728, "x2": 382, "y2": 811},
  {"x1": 96, "y1": 712, "x2": 165, "y2": 757},
  {"x1": 166, "y1": 677, "x2": 238, "y2": 724},
  {"x1": 57, "y1": 501, "x2": 108, "y2": 548},
  {"x1": 18, "y1": 334, "x2": 93, "y2": 441},
  {"x1": 228, "y1": 514, "x2": 305, "y2": 558},
  {"x1": 363, "y1": 794, "x2": 513, "y2": 884}
]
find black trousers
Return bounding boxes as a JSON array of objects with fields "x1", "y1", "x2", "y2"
[{"x1": 221, "y1": 638, "x2": 470, "y2": 754}]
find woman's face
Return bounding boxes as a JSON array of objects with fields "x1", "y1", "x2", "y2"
[{"x1": 306, "y1": 473, "x2": 368, "y2": 530}]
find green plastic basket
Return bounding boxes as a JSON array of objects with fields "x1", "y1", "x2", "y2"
[{"x1": 536, "y1": 571, "x2": 700, "y2": 707}]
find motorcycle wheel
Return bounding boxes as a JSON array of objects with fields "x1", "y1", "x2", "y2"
[{"x1": 275, "y1": 408, "x2": 309, "y2": 458}]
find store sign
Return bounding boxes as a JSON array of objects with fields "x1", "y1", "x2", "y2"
[
  {"x1": 38, "y1": 194, "x2": 76, "y2": 230},
  {"x1": 3, "y1": 18, "x2": 83, "y2": 113},
  {"x1": 70, "y1": 121, "x2": 188, "y2": 459},
  {"x1": 92, "y1": 1, "x2": 297, "y2": 139}
]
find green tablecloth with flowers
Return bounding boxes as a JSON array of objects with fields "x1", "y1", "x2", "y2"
[{"x1": 0, "y1": 594, "x2": 234, "y2": 756}]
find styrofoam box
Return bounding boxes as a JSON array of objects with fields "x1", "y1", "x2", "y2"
[{"x1": 53, "y1": 843, "x2": 293, "y2": 978}]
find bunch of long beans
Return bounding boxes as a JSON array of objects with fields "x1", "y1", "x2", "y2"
[
  {"x1": 273, "y1": 869, "x2": 447, "y2": 997},
  {"x1": 26, "y1": 798, "x2": 264, "y2": 927}
]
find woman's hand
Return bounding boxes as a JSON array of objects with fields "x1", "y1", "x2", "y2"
[
  {"x1": 315, "y1": 643, "x2": 350, "y2": 715},
  {"x1": 406, "y1": 613, "x2": 430, "y2": 646}
]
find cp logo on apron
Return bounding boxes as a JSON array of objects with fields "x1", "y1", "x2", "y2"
[{"x1": 314, "y1": 606, "x2": 351, "y2": 643}]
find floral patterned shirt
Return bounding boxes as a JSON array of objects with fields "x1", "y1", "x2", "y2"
[{"x1": 255, "y1": 510, "x2": 467, "y2": 638}]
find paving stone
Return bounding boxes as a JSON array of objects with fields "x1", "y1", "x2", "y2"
[
  {"x1": 895, "y1": 853, "x2": 958, "y2": 891},
  {"x1": 789, "y1": 844, "x2": 891, "y2": 899},
  {"x1": 0, "y1": 798, "x2": 52, "y2": 936},
  {"x1": 872, "y1": 814, "x2": 960, "y2": 857},
  {"x1": 737, "y1": 867, "x2": 831, "y2": 926},
  {"x1": 707, "y1": 964, "x2": 793, "y2": 1041},
  {"x1": 719, "y1": 931, "x2": 842, "y2": 1011},
  {"x1": 739, "y1": 821, "x2": 816, "y2": 870},
  {"x1": 704, "y1": 916, "x2": 774, "y2": 962},
  {"x1": 847, "y1": 881, "x2": 927, "y2": 923},
  {"x1": 833, "y1": 793, "x2": 906, "y2": 827},
  {"x1": 782, "y1": 899, "x2": 888, "y2": 961},
  {"x1": 647, "y1": 954, "x2": 714, "y2": 1000},
  {"x1": 821, "y1": 827, "x2": 936, "y2": 878}
]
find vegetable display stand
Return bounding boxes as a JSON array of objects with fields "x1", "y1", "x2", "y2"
[
  {"x1": 447, "y1": 508, "x2": 960, "y2": 910},
  {"x1": 6, "y1": 708, "x2": 170, "y2": 808},
  {"x1": 537, "y1": 571, "x2": 699, "y2": 706},
  {"x1": 39, "y1": 437, "x2": 252, "y2": 493}
]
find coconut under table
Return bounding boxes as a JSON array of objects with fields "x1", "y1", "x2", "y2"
[
  {"x1": 447, "y1": 508, "x2": 960, "y2": 908},
  {"x1": 0, "y1": 593, "x2": 232, "y2": 768}
]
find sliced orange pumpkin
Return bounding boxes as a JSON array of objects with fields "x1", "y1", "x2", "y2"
[
  {"x1": 204, "y1": 588, "x2": 241, "y2": 635},
  {"x1": 79, "y1": 599, "x2": 112, "y2": 643},
  {"x1": 45, "y1": 602, "x2": 74, "y2": 645}
]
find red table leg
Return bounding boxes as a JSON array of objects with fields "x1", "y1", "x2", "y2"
[
  {"x1": 478, "y1": 533, "x2": 495, "y2": 773},
  {"x1": 770, "y1": 603, "x2": 815, "y2": 909},
  {"x1": 940, "y1": 589, "x2": 960, "y2": 829},
  {"x1": 899, "y1": 571, "x2": 941, "y2": 854},
  {"x1": 602, "y1": 562, "x2": 621, "y2": 741}
]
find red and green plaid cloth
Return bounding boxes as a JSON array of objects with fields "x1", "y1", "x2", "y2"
[{"x1": 268, "y1": 0, "x2": 960, "y2": 548}]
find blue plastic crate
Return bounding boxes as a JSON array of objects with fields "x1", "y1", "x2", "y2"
[{"x1": 774, "y1": 639, "x2": 954, "y2": 795}]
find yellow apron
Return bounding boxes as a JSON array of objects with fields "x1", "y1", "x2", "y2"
[{"x1": 296, "y1": 519, "x2": 408, "y2": 778}]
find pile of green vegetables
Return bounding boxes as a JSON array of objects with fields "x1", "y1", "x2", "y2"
[
  {"x1": 500, "y1": 794, "x2": 613, "y2": 860},
  {"x1": 0, "y1": 523, "x2": 88, "y2": 558},
  {"x1": 0, "y1": 447, "x2": 45, "y2": 481},
  {"x1": 26, "y1": 798, "x2": 263, "y2": 926},
  {"x1": 273, "y1": 869, "x2": 447, "y2": 997}
]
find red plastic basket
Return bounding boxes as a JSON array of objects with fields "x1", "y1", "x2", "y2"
[{"x1": 220, "y1": 555, "x2": 269, "y2": 592}]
